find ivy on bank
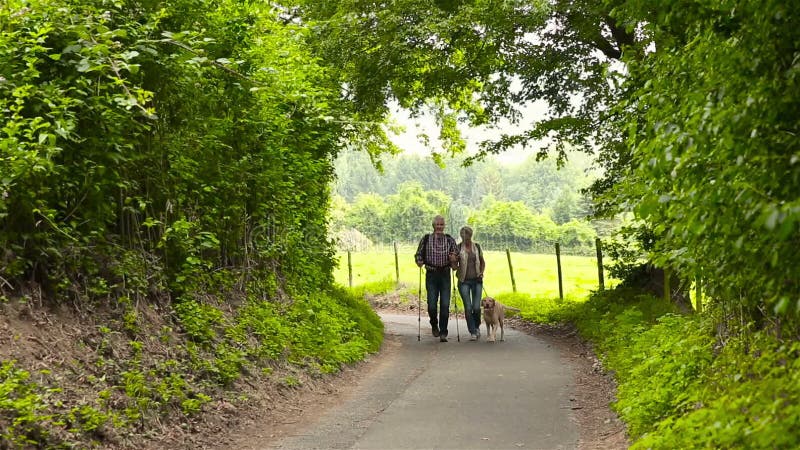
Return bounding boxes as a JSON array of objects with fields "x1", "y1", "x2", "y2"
[
  {"x1": 570, "y1": 291, "x2": 800, "y2": 448},
  {"x1": 0, "y1": 287, "x2": 382, "y2": 448},
  {"x1": 1, "y1": 0, "x2": 384, "y2": 448}
]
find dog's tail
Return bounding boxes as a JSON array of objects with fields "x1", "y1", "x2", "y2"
[{"x1": 505, "y1": 305, "x2": 521, "y2": 312}]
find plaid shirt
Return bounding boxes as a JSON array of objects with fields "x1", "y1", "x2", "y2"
[{"x1": 415, "y1": 233, "x2": 457, "y2": 270}]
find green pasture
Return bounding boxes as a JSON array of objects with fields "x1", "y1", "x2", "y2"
[{"x1": 334, "y1": 248, "x2": 613, "y2": 302}]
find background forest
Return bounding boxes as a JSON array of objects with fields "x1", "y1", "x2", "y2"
[
  {"x1": 1, "y1": 0, "x2": 799, "y2": 448},
  {"x1": 331, "y1": 149, "x2": 611, "y2": 253}
]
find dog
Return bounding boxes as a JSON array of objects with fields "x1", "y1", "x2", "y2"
[{"x1": 481, "y1": 297, "x2": 520, "y2": 342}]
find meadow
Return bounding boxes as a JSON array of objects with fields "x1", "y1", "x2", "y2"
[{"x1": 334, "y1": 247, "x2": 615, "y2": 322}]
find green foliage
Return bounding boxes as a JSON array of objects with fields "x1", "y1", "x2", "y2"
[
  {"x1": 469, "y1": 197, "x2": 559, "y2": 251},
  {"x1": 635, "y1": 337, "x2": 800, "y2": 449},
  {"x1": 601, "y1": 222, "x2": 654, "y2": 281},
  {"x1": 281, "y1": 376, "x2": 301, "y2": 388},
  {"x1": 304, "y1": 0, "x2": 800, "y2": 333},
  {"x1": 334, "y1": 149, "x2": 600, "y2": 228},
  {"x1": 66, "y1": 404, "x2": 110, "y2": 435},
  {"x1": 348, "y1": 278, "x2": 405, "y2": 299},
  {"x1": 562, "y1": 288, "x2": 800, "y2": 448},
  {"x1": 232, "y1": 287, "x2": 383, "y2": 368},
  {"x1": 283, "y1": 291, "x2": 381, "y2": 366},
  {"x1": 0, "y1": 361, "x2": 50, "y2": 448},
  {"x1": 173, "y1": 299, "x2": 225, "y2": 346},
  {"x1": 612, "y1": 314, "x2": 713, "y2": 437},
  {"x1": 330, "y1": 286, "x2": 384, "y2": 354},
  {"x1": 1, "y1": 1, "x2": 386, "y2": 446},
  {"x1": 0, "y1": 285, "x2": 382, "y2": 446},
  {"x1": 494, "y1": 291, "x2": 587, "y2": 324},
  {"x1": 345, "y1": 194, "x2": 389, "y2": 243},
  {"x1": 607, "y1": 1, "x2": 800, "y2": 326},
  {"x1": 336, "y1": 189, "x2": 599, "y2": 253},
  {"x1": 1, "y1": 0, "x2": 344, "y2": 300},
  {"x1": 384, "y1": 182, "x2": 446, "y2": 243},
  {"x1": 180, "y1": 393, "x2": 211, "y2": 416},
  {"x1": 0, "y1": 360, "x2": 113, "y2": 448},
  {"x1": 557, "y1": 220, "x2": 596, "y2": 248}
]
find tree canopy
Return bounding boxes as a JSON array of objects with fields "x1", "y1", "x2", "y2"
[
  {"x1": 3, "y1": 0, "x2": 799, "y2": 328},
  {"x1": 0, "y1": 0, "x2": 362, "y2": 299},
  {"x1": 292, "y1": 0, "x2": 800, "y2": 328}
]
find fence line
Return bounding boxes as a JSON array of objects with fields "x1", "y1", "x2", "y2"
[
  {"x1": 339, "y1": 241, "x2": 598, "y2": 257},
  {"x1": 340, "y1": 241, "x2": 609, "y2": 299}
]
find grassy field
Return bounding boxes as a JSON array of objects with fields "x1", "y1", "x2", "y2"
[{"x1": 334, "y1": 248, "x2": 614, "y2": 302}]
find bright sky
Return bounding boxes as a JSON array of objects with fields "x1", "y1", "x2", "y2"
[{"x1": 387, "y1": 99, "x2": 551, "y2": 165}]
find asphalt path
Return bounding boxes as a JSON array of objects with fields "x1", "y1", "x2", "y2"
[{"x1": 267, "y1": 312, "x2": 578, "y2": 450}]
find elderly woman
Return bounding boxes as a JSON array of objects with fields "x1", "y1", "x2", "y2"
[{"x1": 455, "y1": 226, "x2": 486, "y2": 340}]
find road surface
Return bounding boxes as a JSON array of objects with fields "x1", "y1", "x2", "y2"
[{"x1": 266, "y1": 312, "x2": 578, "y2": 450}]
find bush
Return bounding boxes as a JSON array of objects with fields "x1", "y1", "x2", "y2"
[{"x1": 567, "y1": 288, "x2": 800, "y2": 448}]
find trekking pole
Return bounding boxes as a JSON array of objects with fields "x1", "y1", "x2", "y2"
[
  {"x1": 418, "y1": 266, "x2": 422, "y2": 341},
  {"x1": 452, "y1": 271, "x2": 460, "y2": 342}
]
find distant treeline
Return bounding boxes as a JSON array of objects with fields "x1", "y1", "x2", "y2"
[
  {"x1": 331, "y1": 170, "x2": 611, "y2": 254},
  {"x1": 332, "y1": 150, "x2": 616, "y2": 253},
  {"x1": 333, "y1": 149, "x2": 599, "y2": 225}
]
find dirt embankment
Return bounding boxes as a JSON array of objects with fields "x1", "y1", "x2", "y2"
[{"x1": 1, "y1": 293, "x2": 627, "y2": 449}]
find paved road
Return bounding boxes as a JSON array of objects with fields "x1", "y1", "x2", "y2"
[{"x1": 268, "y1": 313, "x2": 578, "y2": 450}]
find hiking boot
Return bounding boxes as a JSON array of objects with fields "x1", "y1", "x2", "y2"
[
  {"x1": 432, "y1": 324, "x2": 440, "y2": 337},
  {"x1": 469, "y1": 333, "x2": 477, "y2": 341},
  {"x1": 440, "y1": 336, "x2": 448, "y2": 342}
]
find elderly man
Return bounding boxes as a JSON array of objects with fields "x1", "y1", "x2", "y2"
[{"x1": 415, "y1": 215, "x2": 458, "y2": 342}]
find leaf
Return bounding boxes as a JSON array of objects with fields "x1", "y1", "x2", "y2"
[
  {"x1": 76, "y1": 59, "x2": 91, "y2": 72},
  {"x1": 774, "y1": 297, "x2": 790, "y2": 315},
  {"x1": 63, "y1": 44, "x2": 82, "y2": 54}
]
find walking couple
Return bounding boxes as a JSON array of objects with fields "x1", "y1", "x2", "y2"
[{"x1": 414, "y1": 215, "x2": 486, "y2": 342}]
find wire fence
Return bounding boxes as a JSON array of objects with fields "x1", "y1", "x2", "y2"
[
  {"x1": 335, "y1": 238, "x2": 610, "y2": 300},
  {"x1": 331, "y1": 202, "x2": 604, "y2": 257}
]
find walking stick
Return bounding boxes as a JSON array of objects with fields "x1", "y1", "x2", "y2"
[
  {"x1": 452, "y1": 271, "x2": 460, "y2": 342},
  {"x1": 418, "y1": 266, "x2": 422, "y2": 341}
]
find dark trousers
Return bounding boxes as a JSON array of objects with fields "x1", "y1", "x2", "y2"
[{"x1": 425, "y1": 269, "x2": 451, "y2": 336}]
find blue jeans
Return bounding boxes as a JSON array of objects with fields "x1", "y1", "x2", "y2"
[
  {"x1": 458, "y1": 278, "x2": 483, "y2": 334},
  {"x1": 425, "y1": 270, "x2": 451, "y2": 336}
]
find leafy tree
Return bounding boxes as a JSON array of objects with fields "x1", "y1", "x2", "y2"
[
  {"x1": 385, "y1": 182, "x2": 446, "y2": 242},
  {"x1": 550, "y1": 190, "x2": 591, "y2": 225},
  {"x1": 300, "y1": 0, "x2": 800, "y2": 330},
  {"x1": 558, "y1": 219, "x2": 597, "y2": 248},
  {"x1": 288, "y1": 0, "x2": 640, "y2": 164},
  {"x1": 345, "y1": 193, "x2": 388, "y2": 243},
  {"x1": 333, "y1": 149, "x2": 384, "y2": 201},
  {"x1": 328, "y1": 194, "x2": 350, "y2": 235},
  {"x1": 506, "y1": 153, "x2": 595, "y2": 216},
  {"x1": 468, "y1": 198, "x2": 557, "y2": 251},
  {"x1": 609, "y1": 0, "x2": 800, "y2": 323},
  {"x1": 0, "y1": 0, "x2": 353, "y2": 298},
  {"x1": 333, "y1": 148, "x2": 598, "y2": 225},
  {"x1": 0, "y1": 1, "x2": 388, "y2": 445}
]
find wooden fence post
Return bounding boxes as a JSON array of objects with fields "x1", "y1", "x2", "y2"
[
  {"x1": 506, "y1": 249, "x2": 517, "y2": 293},
  {"x1": 556, "y1": 243, "x2": 564, "y2": 301},
  {"x1": 595, "y1": 238, "x2": 605, "y2": 291},
  {"x1": 348, "y1": 250, "x2": 353, "y2": 288},
  {"x1": 393, "y1": 241, "x2": 400, "y2": 285}
]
